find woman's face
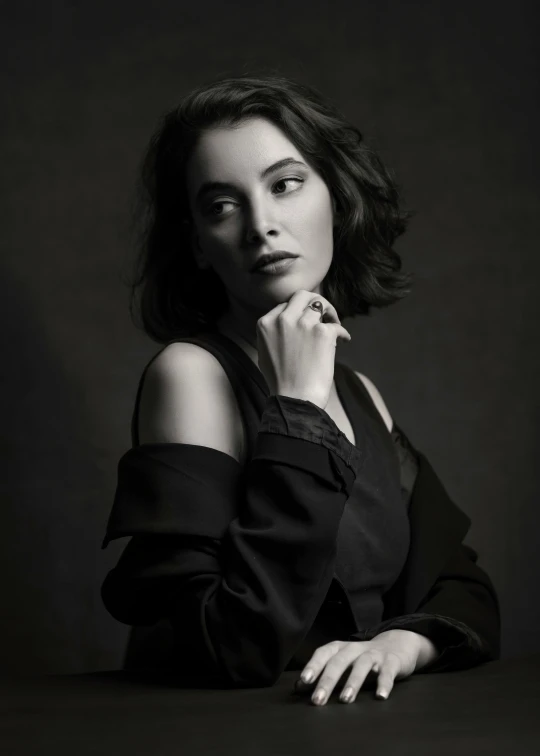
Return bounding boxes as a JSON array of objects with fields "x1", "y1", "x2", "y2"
[{"x1": 185, "y1": 116, "x2": 336, "y2": 316}]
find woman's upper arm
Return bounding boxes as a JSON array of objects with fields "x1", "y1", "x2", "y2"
[{"x1": 137, "y1": 342, "x2": 245, "y2": 463}]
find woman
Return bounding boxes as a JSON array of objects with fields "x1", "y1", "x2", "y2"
[{"x1": 101, "y1": 73, "x2": 501, "y2": 705}]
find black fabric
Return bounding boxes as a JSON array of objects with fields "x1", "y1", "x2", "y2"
[
  {"x1": 102, "y1": 395, "x2": 364, "y2": 685},
  {"x1": 314, "y1": 360, "x2": 411, "y2": 642},
  {"x1": 100, "y1": 331, "x2": 501, "y2": 685}
]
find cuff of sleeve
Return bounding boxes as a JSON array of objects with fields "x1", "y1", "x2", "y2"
[
  {"x1": 347, "y1": 612, "x2": 487, "y2": 673},
  {"x1": 258, "y1": 394, "x2": 365, "y2": 477}
]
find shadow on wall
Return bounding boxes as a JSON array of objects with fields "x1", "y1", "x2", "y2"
[{"x1": 0, "y1": 264, "x2": 128, "y2": 675}]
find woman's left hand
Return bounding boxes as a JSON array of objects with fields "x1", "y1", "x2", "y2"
[{"x1": 295, "y1": 629, "x2": 431, "y2": 705}]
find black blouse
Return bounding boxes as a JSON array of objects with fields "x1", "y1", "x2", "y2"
[{"x1": 100, "y1": 331, "x2": 501, "y2": 685}]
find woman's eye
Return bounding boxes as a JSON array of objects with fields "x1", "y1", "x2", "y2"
[
  {"x1": 206, "y1": 178, "x2": 304, "y2": 217},
  {"x1": 273, "y1": 177, "x2": 304, "y2": 194},
  {"x1": 208, "y1": 200, "x2": 235, "y2": 217}
]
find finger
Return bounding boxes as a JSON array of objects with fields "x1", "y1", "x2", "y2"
[
  {"x1": 299, "y1": 640, "x2": 343, "y2": 685},
  {"x1": 257, "y1": 301, "x2": 288, "y2": 329},
  {"x1": 297, "y1": 296, "x2": 341, "y2": 327},
  {"x1": 257, "y1": 292, "x2": 351, "y2": 347},
  {"x1": 259, "y1": 290, "x2": 351, "y2": 341},
  {"x1": 375, "y1": 653, "x2": 402, "y2": 700},
  {"x1": 339, "y1": 650, "x2": 383, "y2": 704},
  {"x1": 279, "y1": 289, "x2": 340, "y2": 325},
  {"x1": 311, "y1": 644, "x2": 363, "y2": 705},
  {"x1": 324, "y1": 322, "x2": 352, "y2": 343},
  {"x1": 258, "y1": 289, "x2": 312, "y2": 327}
]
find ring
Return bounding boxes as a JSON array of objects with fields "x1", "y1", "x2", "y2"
[{"x1": 307, "y1": 300, "x2": 324, "y2": 321}]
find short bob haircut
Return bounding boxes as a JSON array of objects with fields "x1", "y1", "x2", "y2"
[{"x1": 128, "y1": 72, "x2": 414, "y2": 343}]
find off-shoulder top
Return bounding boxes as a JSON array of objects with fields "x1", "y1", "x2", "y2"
[{"x1": 125, "y1": 329, "x2": 420, "y2": 669}]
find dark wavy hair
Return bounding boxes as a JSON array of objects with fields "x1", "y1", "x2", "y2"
[{"x1": 127, "y1": 72, "x2": 415, "y2": 342}]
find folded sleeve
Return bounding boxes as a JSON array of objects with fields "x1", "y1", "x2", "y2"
[
  {"x1": 348, "y1": 543, "x2": 501, "y2": 672},
  {"x1": 100, "y1": 394, "x2": 367, "y2": 687},
  {"x1": 347, "y1": 424, "x2": 501, "y2": 673}
]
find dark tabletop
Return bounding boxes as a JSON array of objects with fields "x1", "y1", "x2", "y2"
[{"x1": 1, "y1": 653, "x2": 539, "y2": 755}]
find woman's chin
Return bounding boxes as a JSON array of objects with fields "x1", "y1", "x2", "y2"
[
  {"x1": 251, "y1": 271, "x2": 323, "y2": 298},
  {"x1": 256, "y1": 280, "x2": 318, "y2": 307}
]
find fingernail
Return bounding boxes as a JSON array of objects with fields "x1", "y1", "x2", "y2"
[
  {"x1": 301, "y1": 669, "x2": 314, "y2": 683},
  {"x1": 340, "y1": 686, "x2": 354, "y2": 702},
  {"x1": 313, "y1": 689, "x2": 327, "y2": 705},
  {"x1": 377, "y1": 689, "x2": 388, "y2": 699}
]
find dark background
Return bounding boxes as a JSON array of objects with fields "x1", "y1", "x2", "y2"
[{"x1": 1, "y1": 0, "x2": 538, "y2": 675}]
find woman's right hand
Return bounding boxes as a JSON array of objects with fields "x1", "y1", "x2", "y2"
[{"x1": 256, "y1": 290, "x2": 352, "y2": 410}]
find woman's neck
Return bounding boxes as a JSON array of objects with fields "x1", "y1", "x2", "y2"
[{"x1": 215, "y1": 313, "x2": 259, "y2": 369}]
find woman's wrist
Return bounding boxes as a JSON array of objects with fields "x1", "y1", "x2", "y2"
[{"x1": 412, "y1": 632, "x2": 440, "y2": 670}]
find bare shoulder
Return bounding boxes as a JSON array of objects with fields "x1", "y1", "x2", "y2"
[
  {"x1": 353, "y1": 370, "x2": 394, "y2": 433},
  {"x1": 137, "y1": 341, "x2": 245, "y2": 463}
]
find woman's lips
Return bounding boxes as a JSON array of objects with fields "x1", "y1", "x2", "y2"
[{"x1": 252, "y1": 257, "x2": 299, "y2": 275}]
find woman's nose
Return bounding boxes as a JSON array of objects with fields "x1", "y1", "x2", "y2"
[{"x1": 244, "y1": 198, "x2": 279, "y2": 244}]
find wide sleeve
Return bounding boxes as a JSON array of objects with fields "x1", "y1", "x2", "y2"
[
  {"x1": 347, "y1": 424, "x2": 501, "y2": 673},
  {"x1": 100, "y1": 394, "x2": 367, "y2": 687}
]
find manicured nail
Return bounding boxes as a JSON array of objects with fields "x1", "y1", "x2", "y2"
[
  {"x1": 377, "y1": 689, "x2": 388, "y2": 699},
  {"x1": 340, "y1": 686, "x2": 354, "y2": 702},
  {"x1": 313, "y1": 689, "x2": 327, "y2": 705},
  {"x1": 301, "y1": 669, "x2": 314, "y2": 684}
]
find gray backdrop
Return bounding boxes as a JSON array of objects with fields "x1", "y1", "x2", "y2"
[{"x1": 2, "y1": 0, "x2": 538, "y2": 674}]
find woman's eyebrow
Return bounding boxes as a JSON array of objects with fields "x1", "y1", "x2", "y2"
[{"x1": 195, "y1": 157, "x2": 307, "y2": 205}]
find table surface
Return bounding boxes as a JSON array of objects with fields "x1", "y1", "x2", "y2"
[{"x1": 1, "y1": 653, "x2": 539, "y2": 756}]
